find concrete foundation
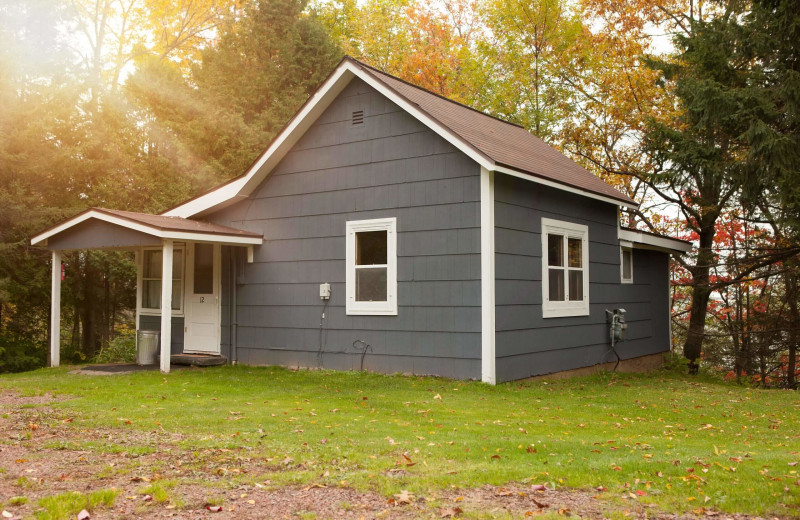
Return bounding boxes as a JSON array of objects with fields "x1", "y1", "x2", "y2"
[{"x1": 521, "y1": 352, "x2": 665, "y2": 381}]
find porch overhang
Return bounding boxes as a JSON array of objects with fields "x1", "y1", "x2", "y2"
[
  {"x1": 31, "y1": 207, "x2": 264, "y2": 249},
  {"x1": 31, "y1": 208, "x2": 263, "y2": 375}
]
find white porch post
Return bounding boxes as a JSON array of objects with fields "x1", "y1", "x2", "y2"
[
  {"x1": 160, "y1": 239, "x2": 173, "y2": 374},
  {"x1": 50, "y1": 250, "x2": 61, "y2": 367}
]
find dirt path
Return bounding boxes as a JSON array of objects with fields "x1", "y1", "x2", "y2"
[{"x1": 0, "y1": 393, "x2": 776, "y2": 519}]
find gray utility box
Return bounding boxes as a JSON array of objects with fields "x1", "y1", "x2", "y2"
[{"x1": 136, "y1": 330, "x2": 160, "y2": 365}]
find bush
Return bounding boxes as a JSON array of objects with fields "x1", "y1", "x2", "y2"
[
  {"x1": 0, "y1": 331, "x2": 46, "y2": 373},
  {"x1": 93, "y1": 328, "x2": 136, "y2": 364}
]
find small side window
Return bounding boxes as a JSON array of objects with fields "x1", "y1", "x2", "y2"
[
  {"x1": 621, "y1": 247, "x2": 633, "y2": 284},
  {"x1": 346, "y1": 218, "x2": 397, "y2": 315}
]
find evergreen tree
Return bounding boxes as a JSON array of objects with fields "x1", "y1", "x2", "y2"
[{"x1": 645, "y1": 0, "x2": 800, "y2": 373}]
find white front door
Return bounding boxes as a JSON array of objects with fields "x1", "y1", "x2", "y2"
[{"x1": 184, "y1": 243, "x2": 221, "y2": 354}]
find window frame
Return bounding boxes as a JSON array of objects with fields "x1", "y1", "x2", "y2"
[
  {"x1": 541, "y1": 218, "x2": 590, "y2": 318},
  {"x1": 137, "y1": 245, "x2": 185, "y2": 316},
  {"x1": 346, "y1": 217, "x2": 398, "y2": 316},
  {"x1": 620, "y1": 243, "x2": 634, "y2": 284}
]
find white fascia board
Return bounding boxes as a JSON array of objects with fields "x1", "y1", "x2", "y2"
[
  {"x1": 354, "y1": 65, "x2": 495, "y2": 171},
  {"x1": 31, "y1": 210, "x2": 160, "y2": 245},
  {"x1": 31, "y1": 209, "x2": 263, "y2": 247},
  {"x1": 164, "y1": 66, "x2": 361, "y2": 219},
  {"x1": 162, "y1": 177, "x2": 248, "y2": 218},
  {"x1": 618, "y1": 228, "x2": 692, "y2": 253},
  {"x1": 493, "y1": 165, "x2": 638, "y2": 209},
  {"x1": 160, "y1": 231, "x2": 263, "y2": 245}
]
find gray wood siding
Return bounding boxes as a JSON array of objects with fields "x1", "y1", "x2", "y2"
[
  {"x1": 210, "y1": 79, "x2": 482, "y2": 379},
  {"x1": 493, "y1": 174, "x2": 670, "y2": 382},
  {"x1": 47, "y1": 220, "x2": 160, "y2": 250}
]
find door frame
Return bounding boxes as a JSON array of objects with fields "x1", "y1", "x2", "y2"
[{"x1": 183, "y1": 242, "x2": 222, "y2": 355}]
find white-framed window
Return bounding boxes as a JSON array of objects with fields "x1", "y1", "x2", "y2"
[
  {"x1": 541, "y1": 218, "x2": 590, "y2": 318},
  {"x1": 346, "y1": 217, "x2": 397, "y2": 315},
  {"x1": 139, "y1": 246, "x2": 184, "y2": 315},
  {"x1": 620, "y1": 245, "x2": 633, "y2": 284}
]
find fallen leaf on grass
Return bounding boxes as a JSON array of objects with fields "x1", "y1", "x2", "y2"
[{"x1": 393, "y1": 490, "x2": 415, "y2": 504}]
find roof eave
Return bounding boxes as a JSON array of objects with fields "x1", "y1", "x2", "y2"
[
  {"x1": 493, "y1": 164, "x2": 638, "y2": 209},
  {"x1": 618, "y1": 228, "x2": 692, "y2": 254}
]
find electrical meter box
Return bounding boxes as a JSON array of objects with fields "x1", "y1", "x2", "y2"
[{"x1": 319, "y1": 283, "x2": 331, "y2": 300}]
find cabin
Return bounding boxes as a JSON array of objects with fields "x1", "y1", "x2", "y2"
[{"x1": 31, "y1": 57, "x2": 691, "y2": 383}]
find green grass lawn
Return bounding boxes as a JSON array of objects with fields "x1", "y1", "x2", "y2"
[{"x1": 1, "y1": 365, "x2": 798, "y2": 516}]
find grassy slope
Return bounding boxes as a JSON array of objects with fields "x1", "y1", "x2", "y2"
[{"x1": 1, "y1": 366, "x2": 798, "y2": 516}]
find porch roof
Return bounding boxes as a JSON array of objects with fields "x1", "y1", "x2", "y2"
[{"x1": 31, "y1": 207, "x2": 264, "y2": 250}]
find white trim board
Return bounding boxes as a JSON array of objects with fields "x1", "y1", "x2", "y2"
[
  {"x1": 480, "y1": 167, "x2": 496, "y2": 384},
  {"x1": 162, "y1": 58, "x2": 637, "y2": 220},
  {"x1": 30, "y1": 209, "x2": 264, "y2": 247}
]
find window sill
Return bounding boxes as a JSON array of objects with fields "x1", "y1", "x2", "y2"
[
  {"x1": 346, "y1": 305, "x2": 398, "y2": 316},
  {"x1": 542, "y1": 304, "x2": 590, "y2": 318},
  {"x1": 139, "y1": 310, "x2": 185, "y2": 318}
]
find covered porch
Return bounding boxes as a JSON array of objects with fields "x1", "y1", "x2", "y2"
[{"x1": 31, "y1": 208, "x2": 263, "y2": 373}]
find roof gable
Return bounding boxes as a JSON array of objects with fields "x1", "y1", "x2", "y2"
[
  {"x1": 164, "y1": 57, "x2": 635, "y2": 218},
  {"x1": 31, "y1": 208, "x2": 263, "y2": 247}
]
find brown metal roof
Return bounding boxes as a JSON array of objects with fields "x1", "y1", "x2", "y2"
[
  {"x1": 352, "y1": 58, "x2": 635, "y2": 206},
  {"x1": 94, "y1": 208, "x2": 262, "y2": 238}
]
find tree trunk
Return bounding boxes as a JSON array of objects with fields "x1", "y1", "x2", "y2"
[
  {"x1": 683, "y1": 218, "x2": 717, "y2": 374},
  {"x1": 786, "y1": 266, "x2": 798, "y2": 389}
]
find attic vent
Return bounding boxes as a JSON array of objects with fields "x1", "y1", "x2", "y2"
[{"x1": 351, "y1": 110, "x2": 364, "y2": 126}]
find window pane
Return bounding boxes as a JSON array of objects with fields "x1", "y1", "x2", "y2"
[
  {"x1": 173, "y1": 249, "x2": 183, "y2": 279},
  {"x1": 143, "y1": 280, "x2": 161, "y2": 309},
  {"x1": 172, "y1": 281, "x2": 182, "y2": 310},
  {"x1": 356, "y1": 231, "x2": 387, "y2": 265},
  {"x1": 548, "y1": 269, "x2": 565, "y2": 301},
  {"x1": 569, "y1": 270, "x2": 583, "y2": 301},
  {"x1": 622, "y1": 249, "x2": 632, "y2": 280},
  {"x1": 143, "y1": 250, "x2": 161, "y2": 278},
  {"x1": 548, "y1": 234, "x2": 563, "y2": 267},
  {"x1": 568, "y1": 238, "x2": 582, "y2": 268},
  {"x1": 356, "y1": 267, "x2": 388, "y2": 301},
  {"x1": 193, "y1": 244, "x2": 213, "y2": 294}
]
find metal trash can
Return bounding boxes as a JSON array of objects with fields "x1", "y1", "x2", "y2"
[{"x1": 136, "y1": 330, "x2": 159, "y2": 366}]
